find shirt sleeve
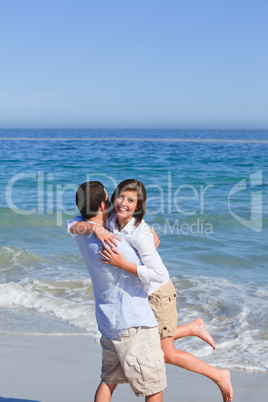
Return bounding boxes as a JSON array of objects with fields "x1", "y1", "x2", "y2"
[
  {"x1": 65, "y1": 215, "x2": 84, "y2": 238},
  {"x1": 135, "y1": 230, "x2": 168, "y2": 285}
]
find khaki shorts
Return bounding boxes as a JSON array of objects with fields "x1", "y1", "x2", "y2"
[
  {"x1": 100, "y1": 326, "x2": 167, "y2": 397},
  {"x1": 148, "y1": 279, "x2": 178, "y2": 339}
]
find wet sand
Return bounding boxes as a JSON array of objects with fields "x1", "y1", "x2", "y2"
[{"x1": 0, "y1": 333, "x2": 267, "y2": 402}]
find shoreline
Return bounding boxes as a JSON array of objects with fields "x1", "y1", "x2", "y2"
[{"x1": 0, "y1": 333, "x2": 267, "y2": 402}]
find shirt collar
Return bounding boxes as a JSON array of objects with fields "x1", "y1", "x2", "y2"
[
  {"x1": 120, "y1": 217, "x2": 136, "y2": 235},
  {"x1": 109, "y1": 212, "x2": 136, "y2": 235}
]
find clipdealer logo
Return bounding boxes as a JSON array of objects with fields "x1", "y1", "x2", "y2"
[
  {"x1": 4, "y1": 169, "x2": 264, "y2": 233},
  {"x1": 228, "y1": 170, "x2": 263, "y2": 233}
]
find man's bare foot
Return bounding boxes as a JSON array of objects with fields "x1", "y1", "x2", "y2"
[
  {"x1": 215, "y1": 369, "x2": 233, "y2": 402},
  {"x1": 191, "y1": 318, "x2": 216, "y2": 349}
]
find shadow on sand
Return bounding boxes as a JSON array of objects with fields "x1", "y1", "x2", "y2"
[{"x1": 0, "y1": 398, "x2": 40, "y2": 402}]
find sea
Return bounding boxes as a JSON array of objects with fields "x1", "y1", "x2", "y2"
[{"x1": 0, "y1": 129, "x2": 267, "y2": 372}]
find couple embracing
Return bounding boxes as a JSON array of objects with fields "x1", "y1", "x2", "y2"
[{"x1": 67, "y1": 179, "x2": 233, "y2": 402}]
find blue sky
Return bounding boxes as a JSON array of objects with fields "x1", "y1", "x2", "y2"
[{"x1": 0, "y1": 0, "x2": 267, "y2": 129}]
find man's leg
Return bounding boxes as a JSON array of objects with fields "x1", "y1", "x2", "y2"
[
  {"x1": 99, "y1": 335, "x2": 128, "y2": 400},
  {"x1": 94, "y1": 382, "x2": 162, "y2": 402},
  {"x1": 94, "y1": 382, "x2": 117, "y2": 402},
  {"x1": 145, "y1": 391, "x2": 163, "y2": 402},
  {"x1": 114, "y1": 327, "x2": 167, "y2": 399}
]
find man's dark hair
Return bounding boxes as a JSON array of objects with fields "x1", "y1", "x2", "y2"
[{"x1": 76, "y1": 181, "x2": 106, "y2": 219}]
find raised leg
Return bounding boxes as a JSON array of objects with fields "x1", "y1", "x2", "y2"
[
  {"x1": 161, "y1": 337, "x2": 233, "y2": 402},
  {"x1": 173, "y1": 318, "x2": 216, "y2": 349}
]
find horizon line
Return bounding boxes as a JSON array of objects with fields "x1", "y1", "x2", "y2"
[
  {"x1": 1, "y1": 137, "x2": 268, "y2": 144},
  {"x1": 0, "y1": 127, "x2": 268, "y2": 131}
]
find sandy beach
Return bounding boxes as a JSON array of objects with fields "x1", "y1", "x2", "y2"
[{"x1": 0, "y1": 333, "x2": 267, "y2": 402}]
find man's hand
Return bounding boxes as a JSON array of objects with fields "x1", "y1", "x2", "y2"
[{"x1": 151, "y1": 227, "x2": 160, "y2": 249}]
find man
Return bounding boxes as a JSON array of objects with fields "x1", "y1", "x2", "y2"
[{"x1": 66, "y1": 181, "x2": 166, "y2": 402}]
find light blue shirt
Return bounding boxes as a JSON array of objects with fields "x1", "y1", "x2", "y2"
[{"x1": 66, "y1": 216, "x2": 158, "y2": 340}]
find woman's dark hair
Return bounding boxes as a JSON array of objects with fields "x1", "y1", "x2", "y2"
[
  {"x1": 76, "y1": 181, "x2": 106, "y2": 219},
  {"x1": 111, "y1": 179, "x2": 146, "y2": 227}
]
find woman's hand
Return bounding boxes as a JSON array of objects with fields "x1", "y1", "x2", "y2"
[
  {"x1": 99, "y1": 246, "x2": 138, "y2": 276},
  {"x1": 94, "y1": 226, "x2": 121, "y2": 248},
  {"x1": 70, "y1": 221, "x2": 120, "y2": 248},
  {"x1": 99, "y1": 246, "x2": 126, "y2": 269}
]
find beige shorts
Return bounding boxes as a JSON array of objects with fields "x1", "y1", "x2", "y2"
[
  {"x1": 148, "y1": 279, "x2": 178, "y2": 339},
  {"x1": 100, "y1": 326, "x2": 167, "y2": 397}
]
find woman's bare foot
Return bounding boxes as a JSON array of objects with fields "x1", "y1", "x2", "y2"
[
  {"x1": 191, "y1": 318, "x2": 216, "y2": 349},
  {"x1": 215, "y1": 369, "x2": 233, "y2": 402}
]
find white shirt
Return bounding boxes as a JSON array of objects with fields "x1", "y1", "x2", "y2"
[
  {"x1": 106, "y1": 212, "x2": 170, "y2": 295},
  {"x1": 66, "y1": 216, "x2": 158, "y2": 339}
]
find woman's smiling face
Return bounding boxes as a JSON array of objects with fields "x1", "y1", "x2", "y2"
[{"x1": 114, "y1": 190, "x2": 138, "y2": 226}]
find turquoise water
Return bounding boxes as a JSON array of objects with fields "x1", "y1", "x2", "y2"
[{"x1": 0, "y1": 129, "x2": 267, "y2": 371}]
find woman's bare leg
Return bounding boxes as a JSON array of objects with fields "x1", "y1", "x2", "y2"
[
  {"x1": 173, "y1": 318, "x2": 216, "y2": 349},
  {"x1": 161, "y1": 337, "x2": 233, "y2": 402}
]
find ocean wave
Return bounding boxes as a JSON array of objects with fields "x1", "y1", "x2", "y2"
[
  {"x1": 172, "y1": 275, "x2": 268, "y2": 372},
  {"x1": 0, "y1": 272, "x2": 267, "y2": 371},
  {"x1": 0, "y1": 277, "x2": 99, "y2": 339},
  {"x1": 0, "y1": 246, "x2": 44, "y2": 269}
]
